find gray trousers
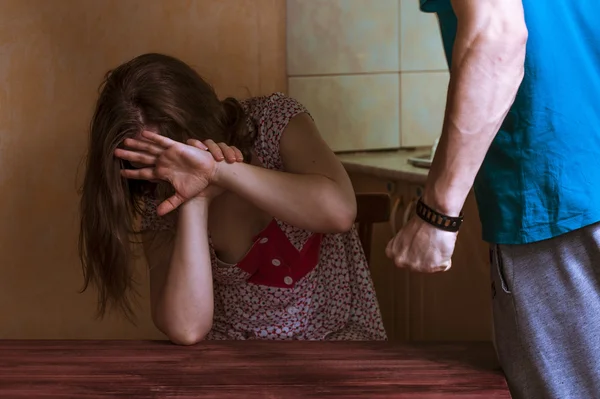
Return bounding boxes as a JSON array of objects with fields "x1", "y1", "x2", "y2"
[{"x1": 491, "y1": 222, "x2": 600, "y2": 399}]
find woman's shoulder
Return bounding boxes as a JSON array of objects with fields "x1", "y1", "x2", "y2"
[
  {"x1": 241, "y1": 93, "x2": 311, "y2": 170},
  {"x1": 241, "y1": 92, "x2": 309, "y2": 123},
  {"x1": 240, "y1": 92, "x2": 291, "y2": 107}
]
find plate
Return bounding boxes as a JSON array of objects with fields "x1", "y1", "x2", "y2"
[{"x1": 408, "y1": 154, "x2": 432, "y2": 168}]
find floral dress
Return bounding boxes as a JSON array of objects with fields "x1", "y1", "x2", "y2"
[{"x1": 141, "y1": 93, "x2": 387, "y2": 341}]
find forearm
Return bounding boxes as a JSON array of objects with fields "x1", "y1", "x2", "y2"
[
  {"x1": 215, "y1": 162, "x2": 356, "y2": 233},
  {"x1": 423, "y1": 9, "x2": 527, "y2": 216},
  {"x1": 154, "y1": 199, "x2": 214, "y2": 344}
]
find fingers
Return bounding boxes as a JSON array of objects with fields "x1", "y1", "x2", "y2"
[
  {"x1": 141, "y1": 130, "x2": 176, "y2": 147},
  {"x1": 217, "y1": 142, "x2": 238, "y2": 163},
  {"x1": 122, "y1": 138, "x2": 164, "y2": 155},
  {"x1": 120, "y1": 167, "x2": 156, "y2": 180},
  {"x1": 187, "y1": 139, "x2": 208, "y2": 151},
  {"x1": 231, "y1": 146, "x2": 244, "y2": 162},
  {"x1": 385, "y1": 234, "x2": 404, "y2": 267},
  {"x1": 439, "y1": 260, "x2": 452, "y2": 272},
  {"x1": 386, "y1": 240, "x2": 410, "y2": 270},
  {"x1": 114, "y1": 148, "x2": 157, "y2": 165},
  {"x1": 203, "y1": 139, "x2": 225, "y2": 161},
  {"x1": 156, "y1": 194, "x2": 185, "y2": 216},
  {"x1": 185, "y1": 139, "x2": 243, "y2": 163},
  {"x1": 385, "y1": 238, "x2": 394, "y2": 259},
  {"x1": 390, "y1": 253, "x2": 452, "y2": 274}
]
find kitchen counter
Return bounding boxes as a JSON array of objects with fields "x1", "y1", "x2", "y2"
[{"x1": 337, "y1": 149, "x2": 429, "y2": 184}]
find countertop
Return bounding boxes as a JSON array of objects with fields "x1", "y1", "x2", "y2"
[{"x1": 337, "y1": 149, "x2": 430, "y2": 184}]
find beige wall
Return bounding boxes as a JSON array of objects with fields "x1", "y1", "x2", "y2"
[
  {"x1": 0, "y1": 0, "x2": 286, "y2": 339},
  {"x1": 286, "y1": 0, "x2": 449, "y2": 152}
]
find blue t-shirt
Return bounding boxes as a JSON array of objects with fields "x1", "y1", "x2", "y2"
[{"x1": 420, "y1": 0, "x2": 600, "y2": 244}]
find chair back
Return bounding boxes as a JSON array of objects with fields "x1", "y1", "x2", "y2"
[{"x1": 355, "y1": 193, "x2": 391, "y2": 262}]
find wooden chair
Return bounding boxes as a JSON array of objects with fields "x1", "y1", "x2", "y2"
[{"x1": 355, "y1": 193, "x2": 392, "y2": 262}]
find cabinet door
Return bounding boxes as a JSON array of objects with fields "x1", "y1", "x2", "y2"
[
  {"x1": 349, "y1": 173, "x2": 410, "y2": 341},
  {"x1": 406, "y1": 185, "x2": 493, "y2": 341}
]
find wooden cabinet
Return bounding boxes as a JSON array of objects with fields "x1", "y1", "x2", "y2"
[{"x1": 350, "y1": 172, "x2": 492, "y2": 342}]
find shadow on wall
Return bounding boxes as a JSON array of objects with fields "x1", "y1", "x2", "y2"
[{"x1": 0, "y1": 0, "x2": 286, "y2": 339}]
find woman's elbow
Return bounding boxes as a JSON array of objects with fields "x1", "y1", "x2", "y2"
[
  {"x1": 169, "y1": 333, "x2": 206, "y2": 346},
  {"x1": 329, "y1": 196, "x2": 357, "y2": 233},
  {"x1": 167, "y1": 323, "x2": 212, "y2": 346},
  {"x1": 153, "y1": 311, "x2": 213, "y2": 346}
]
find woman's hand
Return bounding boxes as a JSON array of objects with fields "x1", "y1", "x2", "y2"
[
  {"x1": 185, "y1": 139, "x2": 244, "y2": 203},
  {"x1": 196, "y1": 139, "x2": 244, "y2": 164},
  {"x1": 115, "y1": 131, "x2": 242, "y2": 215}
]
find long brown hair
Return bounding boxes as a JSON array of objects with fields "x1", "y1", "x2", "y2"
[{"x1": 78, "y1": 53, "x2": 255, "y2": 320}]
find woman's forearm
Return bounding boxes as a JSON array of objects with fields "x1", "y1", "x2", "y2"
[
  {"x1": 423, "y1": 3, "x2": 528, "y2": 216},
  {"x1": 153, "y1": 198, "x2": 214, "y2": 345},
  {"x1": 214, "y1": 162, "x2": 356, "y2": 234}
]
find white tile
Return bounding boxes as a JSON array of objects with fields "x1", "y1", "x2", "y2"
[
  {"x1": 400, "y1": 71, "x2": 449, "y2": 147},
  {"x1": 289, "y1": 74, "x2": 400, "y2": 152},
  {"x1": 399, "y1": 0, "x2": 448, "y2": 71},
  {"x1": 287, "y1": 0, "x2": 399, "y2": 75}
]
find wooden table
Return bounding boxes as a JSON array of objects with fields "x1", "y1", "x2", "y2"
[{"x1": 0, "y1": 340, "x2": 510, "y2": 398}]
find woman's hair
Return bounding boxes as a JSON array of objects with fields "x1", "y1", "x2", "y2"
[{"x1": 78, "y1": 53, "x2": 255, "y2": 320}]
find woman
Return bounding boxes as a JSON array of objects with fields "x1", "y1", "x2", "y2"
[{"x1": 79, "y1": 53, "x2": 386, "y2": 344}]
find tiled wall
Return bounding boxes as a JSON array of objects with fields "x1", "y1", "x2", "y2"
[{"x1": 287, "y1": 0, "x2": 450, "y2": 152}]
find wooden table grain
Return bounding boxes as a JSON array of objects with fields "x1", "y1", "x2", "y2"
[{"x1": 0, "y1": 340, "x2": 510, "y2": 398}]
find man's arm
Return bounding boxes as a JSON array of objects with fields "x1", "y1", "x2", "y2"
[{"x1": 423, "y1": 0, "x2": 528, "y2": 216}]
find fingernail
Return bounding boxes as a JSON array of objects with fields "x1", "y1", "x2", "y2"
[{"x1": 439, "y1": 263, "x2": 451, "y2": 272}]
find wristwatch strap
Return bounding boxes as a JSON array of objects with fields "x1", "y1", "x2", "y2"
[{"x1": 415, "y1": 197, "x2": 463, "y2": 232}]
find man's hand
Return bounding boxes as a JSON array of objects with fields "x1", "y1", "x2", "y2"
[{"x1": 386, "y1": 216, "x2": 457, "y2": 273}]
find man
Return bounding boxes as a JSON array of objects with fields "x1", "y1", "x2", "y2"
[{"x1": 386, "y1": 1, "x2": 600, "y2": 398}]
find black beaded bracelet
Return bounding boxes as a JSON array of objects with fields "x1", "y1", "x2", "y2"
[{"x1": 415, "y1": 197, "x2": 463, "y2": 232}]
